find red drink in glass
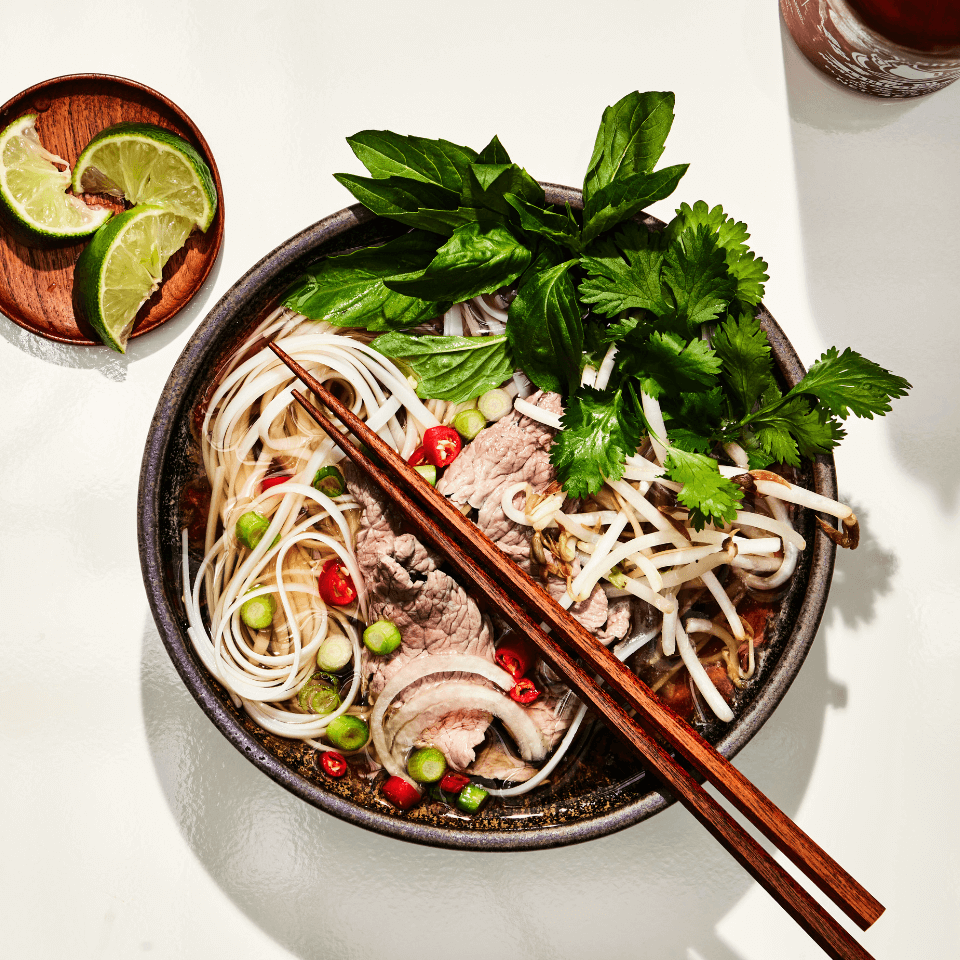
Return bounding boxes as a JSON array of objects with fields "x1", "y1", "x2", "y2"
[{"x1": 781, "y1": 0, "x2": 960, "y2": 97}]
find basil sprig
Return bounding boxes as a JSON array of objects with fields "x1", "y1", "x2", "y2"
[{"x1": 284, "y1": 91, "x2": 909, "y2": 525}]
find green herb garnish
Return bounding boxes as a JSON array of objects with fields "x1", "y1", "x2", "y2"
[{"x1": 289, "y1": 90, "x2": 910, "y2": 526}]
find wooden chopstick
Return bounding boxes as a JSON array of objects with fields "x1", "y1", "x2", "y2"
[{"x1": 271, "y1": 342, "x2": 883, "y2": 958}]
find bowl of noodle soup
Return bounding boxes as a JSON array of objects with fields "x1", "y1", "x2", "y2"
[{"x1": 138, "y1": 185, "x2": 837, "y2": 850}]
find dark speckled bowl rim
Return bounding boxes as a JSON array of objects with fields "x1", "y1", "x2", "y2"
[{"x1": 138, "y1": 184, "x2": 837, "y2": 851}]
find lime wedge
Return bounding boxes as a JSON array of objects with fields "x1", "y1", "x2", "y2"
[
  {"x1": 73, "y1": 205, "x2": 193, "y2": 353},
  {"x1": 0, "y1": 114, "x2": 112, "y2": 243},
  {"x1": 73, "y1": 122, "x2": 217, "y2": 232}
]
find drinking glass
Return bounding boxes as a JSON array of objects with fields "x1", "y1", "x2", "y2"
[{"x1": 781, "y1": 0, "x2": 960, "y2": 97}]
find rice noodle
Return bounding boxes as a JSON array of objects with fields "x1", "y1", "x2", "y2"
[
  {"x1": 513, "y1": 396, "x2": 562, "y2": 429},
  {"x1": 180, "y1": 293, "x2": 831, "y2": 809}
]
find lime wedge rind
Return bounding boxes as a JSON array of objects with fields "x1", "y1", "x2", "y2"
[
  {"x1": 74, "y1": 204, "x2": 193, "y2": 353},
  {"x1": 0, "y1": 114, "x2": 112, "y2": 242},
  {"x1": 72, "y1": 122, "x2": 217, "y2": 232}
]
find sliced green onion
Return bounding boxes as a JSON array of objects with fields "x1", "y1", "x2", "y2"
[
  {"x1": 240, "y1": 589, "x2": 276, "y2": 629},
  {"x1": 236, "y1": 511, "x2": 270, "y2": 549},
  {"x1": 298, "y1": 672, "x2": 341, "y2": 715},
  {"x1": 326, "y1": 715, "x2": 369, "y2": 751},
  {"x1": 312, "y1": 466, "x2": 346, "y2": 497},
  {"x1": 316, "y1": 634, "x2": 352, "y2": 672},
  {"x1": 407, "y1": 747, "x2": 447, "y2": 784},
  {"x1": 456, "y1": 783, "x2": 490, "y2": 814},
  {"x1": 363, "y1": 619, "x2": 402, "y2": 656},
  {"x1": 607, "y1": 565, "x2": 627, "y2": 588},
  {"x1": 306, "y1": 686, "x2": 340, "y2": 715},
  {"x1": 414, "y1": 464, "x2": 437, "y2": 486},
  {"x1": 478, "y1": 388, "x2": 512, "y2": 421},
  {"x1": 453, "y1": 407, "x2": 486, "y2": 440}
]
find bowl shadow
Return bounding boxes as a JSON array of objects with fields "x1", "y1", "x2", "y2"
[{"x1": 140, "y1": 604, "x2": 839, "y2": 960}]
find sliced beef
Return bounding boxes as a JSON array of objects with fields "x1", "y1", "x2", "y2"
[
  {"x1": 437, "y1": 390, "x2": 561, "y2": 514},
  {"x1": 596, "y1": 597, "x2": 633, "y2": 645},
  {"x1": 470, "y1": 741, "x2": 539, "y2": 783},
  {"x1": 403, "y1": 705, "x2": 492, "y2": 771},
  {"x1": 345, "y1": 466, "x2": 497, "y2": 768}
]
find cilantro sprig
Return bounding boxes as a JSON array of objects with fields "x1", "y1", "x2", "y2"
[{"x1": 290, "y1": 91, "x2": 911, "y2": 527}]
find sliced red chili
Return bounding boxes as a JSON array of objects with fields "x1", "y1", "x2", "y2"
[
  {"x1": 494, "y1": 631, "x2": 537, "y2": 680},
  {"x1": 407, "y1": 445, "x2": 429, "y2": 467},
  {"x1": 509, "y1": 677, "x2": 541, "y2": 705},
  {"x1": 439, "y1": 772, "x2": 470, "y2": 795},
  {"x1": 317, "y1": 558, "x2": 357, "y2": 606},
  {"x1": 321, "y1": 751, "x2": 348, "y2": 778},
  {"x1": 422, "y1": 425, "x2": 462, "y2": 468},
  {"x1": 382, "y1": 775, "x2": 421, "y2": 810},
  {"x1": 261, "y1": 473, "x2": 290, "y2": 491}
]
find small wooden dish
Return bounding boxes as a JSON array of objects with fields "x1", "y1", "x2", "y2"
[{"x1": 0, "y1": 74, "x2": 224, "y2": 346}]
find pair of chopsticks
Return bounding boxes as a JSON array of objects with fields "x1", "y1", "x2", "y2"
[{"x1": 270, "y1": 341, "x2": 883, "y2": 960}]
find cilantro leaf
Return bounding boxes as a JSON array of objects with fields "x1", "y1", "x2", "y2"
[
  {"x1": 666, "y1": 427, "x2": 715, "y2": 455},
  {"x1": 623, "y1": 330, "x2": 721, "y2": 398},
  {"x1": 372, "y1": 332, "x2": 515, "y2": 402},
  {"x1": 786, "y1": 346, "x2": 912, "y2": 420},
  {"x1": 712, "y1": 311, "x2": 777, "y2": 416},
  {"x1": 579, "y1": 222, "x2": 670, "y2": 316},
  {"x1": 675, "y1": 384, "x2": 725, "y2": 431},
  {"x1": 662, "y1": 225, "x2": 736, "y2": 330},
  {"x1": 550, "y1": 386, "x2": 644, "y2": 496},
  {"x1": 664, "y1": 447, "x2": 743, "y2": 528},
  {"x1": 737, "y1": 431, "x2": 777, "y2": 470},
  {"x1": 751, "y1": 394, "x2": 846, "y2": 466},
  {"x1": 667, "y1": 201, "x2": 769, "y2": 306}
]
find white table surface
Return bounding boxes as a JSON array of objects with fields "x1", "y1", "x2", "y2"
[{"x1": 2, "y1": 3, "x2": 957, "y2": 958}]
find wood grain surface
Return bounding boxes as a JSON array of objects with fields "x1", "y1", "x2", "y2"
[{"x1": 0, "y1": 74, "x2": 223, "y2": 346}]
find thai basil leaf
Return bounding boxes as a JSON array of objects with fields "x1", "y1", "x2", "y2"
[
  {"x1": 372, "y1": 332, "x2": 515, "y2": 403},
  {"x1": 581, "y1": 163, "x2": 688, "y2": 245},
  {"x1": 504, "y1": 194, "x2": 582, "y2": 253},
  {"x1": 384, "y1": 222, "x2": 532, "y2": 302},
  {"x1": 333, "y1": 173, "x2": 460, "y2": 226},
  {"x1": 283, "y1": 231, "x2": 447, "y2": 331},
  {"x1": 390, "y1": 206, "x2": 505, "y2": 235},
  {"x1": 477, "y1": 134, "x2": 511, "y2": 165},
  {"x1": 461, "y1": 162, "x2": 545, "y2": 218},
  {"x1": 507, "y1": 258, "x2": 582, "y2": 394},
  {"x1": 583, "y1": 91, "x2": 677, "y2": 206},
  {"x1": 345, "y1": 131, "x2": 478, "y2": 192}
]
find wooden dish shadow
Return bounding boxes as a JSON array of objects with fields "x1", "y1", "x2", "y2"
[{"x1": 0, "y1": 73, "x2": 223, "y2": 346}]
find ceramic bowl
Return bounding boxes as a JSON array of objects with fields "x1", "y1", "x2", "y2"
[{"x1": 138, "y1": 185, "x2": 837, "y2": 850}]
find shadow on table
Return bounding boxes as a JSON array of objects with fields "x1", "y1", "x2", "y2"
[
  {"x1": 140, "y1": 597, "x2": 852, "y2": 960},
  {"x1": 0, "y1": 244, "x2": 224, "y2": 380},
  {"x1": 780, "y1": 17, "x2": 960, "y2": 512},
  {"x1": 821, "y1": 502, "x2": 897, "y2": 632}
]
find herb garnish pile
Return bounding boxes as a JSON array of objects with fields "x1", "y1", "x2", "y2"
[{"x1": 285, "y1": 91, "x2": 910, "y2": 527}]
